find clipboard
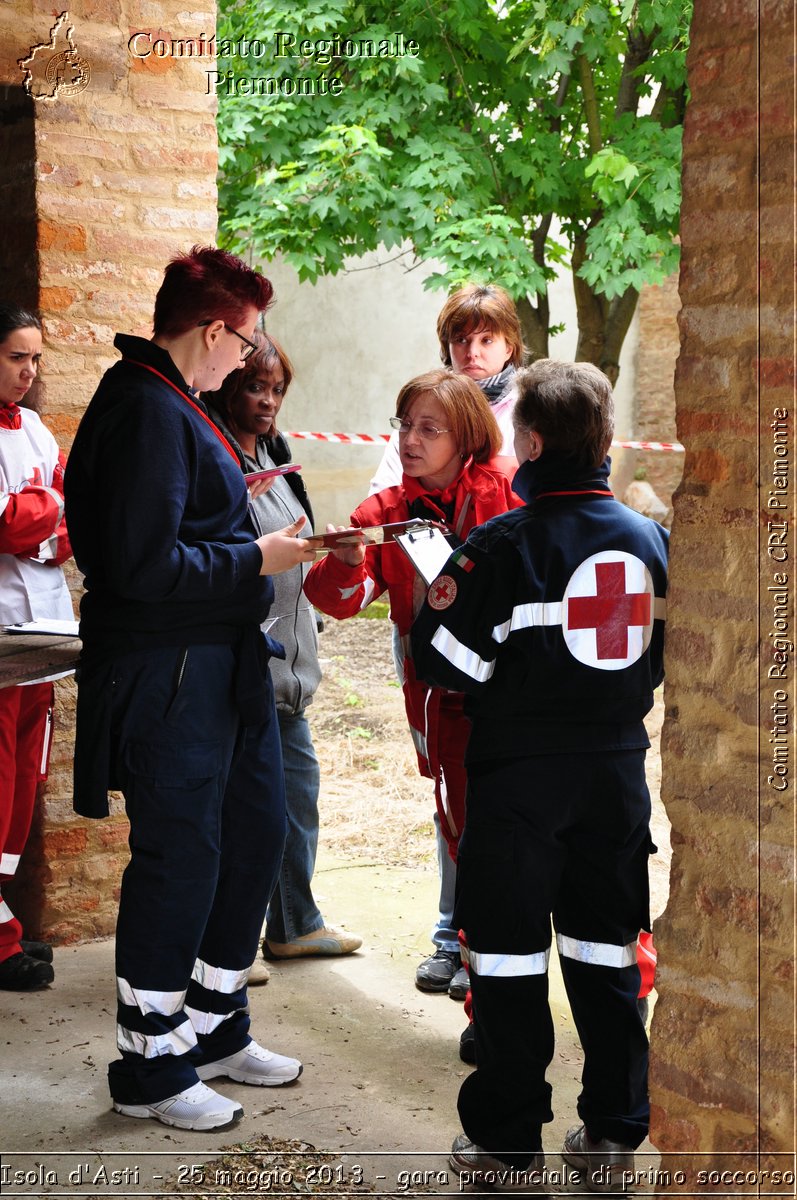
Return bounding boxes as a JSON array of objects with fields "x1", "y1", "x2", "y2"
[
  {"x1": 244, "y1": 464, "x2": 302, "y2": 483},
  {"x1": 306, "y1": 519, "x2": 447, "y2": 550},
  {"x1": 394, "y1": 525, "x2": 459, "y2": 586}
]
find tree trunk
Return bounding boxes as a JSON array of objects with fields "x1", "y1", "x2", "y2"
[
  {"x1": 571, "y1": 234, "x2": 639, "y2": 385},
  {"x1": 516, "y1": 293, "x2": 549, "y2": 363}
]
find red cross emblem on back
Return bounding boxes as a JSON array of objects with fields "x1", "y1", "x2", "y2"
[
  {"x1": 567, "y1": 561, "x2": 651, "y2": 658},
  {"x1": 561, "y1": 552, "x2": 656, "y2": 670}
]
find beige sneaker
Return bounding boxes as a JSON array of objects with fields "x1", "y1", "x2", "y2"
[
  {"x1": 247, "y1": 958, "x2": 270, "y2": 986},
  {"x1": 264, "y1": 925, "x2": 363, "y2": 959}
]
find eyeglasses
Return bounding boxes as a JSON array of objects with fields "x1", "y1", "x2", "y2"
[
  {"x1": 389, "y1": 417, "x2": 452, "y2": 440},
  {"x1": 198, "y1": 320, "x2": 258, "y2": 361}
]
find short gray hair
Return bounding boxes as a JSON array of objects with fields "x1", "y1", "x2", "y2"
[{"x1": 512, "y1": 359, "x2": 614, "y2": 467}]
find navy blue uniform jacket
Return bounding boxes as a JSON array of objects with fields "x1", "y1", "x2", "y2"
[
  {"x1": 65, "y1": 334, "x2": 270, "y2": 658},
  {"x1": 411, "y1": 454, "x2": 669, "y2": 764},
  {"x1": 65, "y1": 334, "x2": 274, "y2": 817}
]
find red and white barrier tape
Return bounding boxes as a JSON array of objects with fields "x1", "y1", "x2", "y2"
[
  {"x1": 284, "y1": 431, "x2": 684, "y2": 453},
  {"x1": 612, "y1": 439, "x2": 684, "y2": 452}
]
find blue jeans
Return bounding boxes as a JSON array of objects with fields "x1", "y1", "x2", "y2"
[
  {"x1": 266, "y1": 709, "x2": 324, "y2": 943},
  {"x1": 432, "y1": 811, "x2": 460, "y2": 954}
]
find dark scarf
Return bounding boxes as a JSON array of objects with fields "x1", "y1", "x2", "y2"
[
  {"x1": 404, "y1": 458, "x2": 471, "y2": 531},
  {"x1": 477, "y1": 363, "x2": 516, "y2": 405}
]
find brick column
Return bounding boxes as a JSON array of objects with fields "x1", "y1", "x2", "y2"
[
  {"x1": 651, "y1": 0, "x2": 795, "y2": 1172},
  {"x1": 0, "y1": 1, "x2": 219, "y2": 942}
]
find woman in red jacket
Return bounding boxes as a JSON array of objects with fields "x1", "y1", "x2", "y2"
[
  {"x1": 0, "y1": 303, "x2": 73, "y2": 991},
  {"x1": 304, "y1": 368, "x2": 521, "y2": 863}
]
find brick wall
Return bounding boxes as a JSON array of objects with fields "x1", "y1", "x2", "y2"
[
  {"x1": 650, "y1": 0, "x2": 795, "y2": 1171},
  {"x1": 0, "y1": 0, "x2": 218, "y2": 942}
]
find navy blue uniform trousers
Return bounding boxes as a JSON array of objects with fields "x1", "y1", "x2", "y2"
[
  {"x1": 456, "y1": 750, "x2": 651, "y2": 1163},
  {"x1": 106, "y1": 642, "x2": 286, "y2": 1105}
]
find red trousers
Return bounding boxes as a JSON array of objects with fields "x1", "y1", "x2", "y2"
[{"x1": 0, "y1": 682, "x2": 53, "y2": 963}]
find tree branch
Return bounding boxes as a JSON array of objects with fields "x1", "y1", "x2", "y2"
[
  {"x1": 603, "y1": 286, "x2": 641, "y2": 381},
  {"x1": 516, "y1": 294, "x2": 549, "y2": 361},
  {"x1": 651, "y1": 80, "x2": 688, "y2": 127},
  {"x1": 576, "y1": 53, "x2": 602, "y2": 154},
  {"x1": 615, "y1": 7, "x2": 656, "y2": 118}
]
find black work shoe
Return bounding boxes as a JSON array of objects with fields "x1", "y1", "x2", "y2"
[
  {"x1": 20, "y1": 940, "x2": 53, "y2": 963},
  {"x1": 459, "y1": 1022, "x2": 476, "y2": 1064},
  {"x1": 562, "y1": 1123, "x2": 634, "y2": 1192},
  {"x1": 449, "y1": 1134, "x2": 548, "y2": 1193},
  {"x1": 0, "y1": 952, "x2": 54, "y2": 991},
  {"x1": 415, "y1": 949, "x2": 460, "y2": 992},
  {"x1": 449, "y1": 965, "x2": 469, "y2": 1000}
]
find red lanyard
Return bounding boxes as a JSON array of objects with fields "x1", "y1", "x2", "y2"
[
  {"x1": 535, "y1": 489, "x2": 614, "y2": 500},
  {"x1": 123, "y1": 359, "x2": 240, "y2": 465}
]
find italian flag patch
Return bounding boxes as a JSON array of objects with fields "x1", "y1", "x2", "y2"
[{"x1": 451, "y1": 548, "x2": 475, "y2": 573}]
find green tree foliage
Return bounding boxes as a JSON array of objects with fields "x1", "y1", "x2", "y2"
[{"x1": 216, "y1": 0, "x2": 690, "y2": 382}]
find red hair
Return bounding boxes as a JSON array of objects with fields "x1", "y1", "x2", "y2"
[{"x1": 153, "y1": 245, "x2": 273, "y2": 336}]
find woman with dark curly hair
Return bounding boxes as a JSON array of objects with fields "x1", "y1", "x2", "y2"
[{"x1": 205, "y1": 333, "x2": 362, "y2": 973}]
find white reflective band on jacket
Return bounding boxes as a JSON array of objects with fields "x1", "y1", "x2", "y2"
[
  {"x1": 430, "y1": 596, "x2": 667, "y2": 683},
  {"x1": 191, "y1": 957, "x2": 249, "y2": 994},
  {"x1": 556, "y1": 932, "x2": 638, "y2": 968},
  {"x1": 493, "y1": 602, "x2": 564, "y2": 642},
  {"x1": 469, "y1": 948, "x2": 551, "y2": 977},
  {"x1": 494, "y1": 597, "x2": 667, "y2": 641},
  {"x1": 117, "y1": 977, "x2": 187, "y2": 1015},
  {"x1": 431, "y1": 626, "x2": 495, "y2": 683},
  {"x1": 0, "y1": 852, "x2": 21, "y2": 874},
  {"x1": 116, "y1": 1016, "x2": 197, "y2": 1058}
]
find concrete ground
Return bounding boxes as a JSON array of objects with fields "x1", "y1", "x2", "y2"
[{"x1": 1, "y1": 854, "x2": 657, "y2": 1196}]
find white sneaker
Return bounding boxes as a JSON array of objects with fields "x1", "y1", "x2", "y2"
[
  {"x1": 247, "y1": 958, "x2": 271, "y2": 986},
  {"x1": 113, "y1": 1081, "x2": 243, "y2": 1131},
  {"x1": 197, "y1": 1040, "x2": 302, "y2": 1087}
]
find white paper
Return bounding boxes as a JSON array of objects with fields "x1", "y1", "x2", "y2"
[
  {"x1": 395, "y1": 527, "x2": 456, "y2": 586},
  {"x1": 5, "y1": 619, "x2": 81, "y2": 637}
]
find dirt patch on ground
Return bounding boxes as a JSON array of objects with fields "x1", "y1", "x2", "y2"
[{"x1": 308, "y1": 613, "x2": 671, "y2": 918}]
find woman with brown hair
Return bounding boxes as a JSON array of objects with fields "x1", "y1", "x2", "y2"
[
  {"x1": 305, "y1": 368, "x2": 521, "y2": 894},
  {"x1": 370, "y1": 283, "x2": 524, "y2": 494}
]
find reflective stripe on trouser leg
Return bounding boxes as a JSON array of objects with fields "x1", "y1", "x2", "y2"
[
  {"x1": 116, "y1": 978, "x2": 196, "y2": 1059},
  {"x1": 555, "y1": 935, "x2": 648, "y2": 1148},
  {"x1": 459, "y1": 950, "x2": 553, "y2": 1163},
  {"x1": 556, "y1": 932, "x2": 638, "y2": 968},
  {"x1": 108, "y1": 645, "x2": 246, "y2": 1106},
  {"x1": 184, "y1": 959, "x2": 249, "y2": 1051}
]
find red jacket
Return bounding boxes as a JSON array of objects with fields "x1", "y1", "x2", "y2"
[{"x1": 304, "y1": 459, "x2": 521, "y2": 798}]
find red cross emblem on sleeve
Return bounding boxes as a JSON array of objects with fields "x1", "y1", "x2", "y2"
[
  {"x1": 562, "y1": 552, "x2": 657, "y2": 670},
  {"x1": 428, "y1": 574, "x2": 457, "y2": 610}
]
